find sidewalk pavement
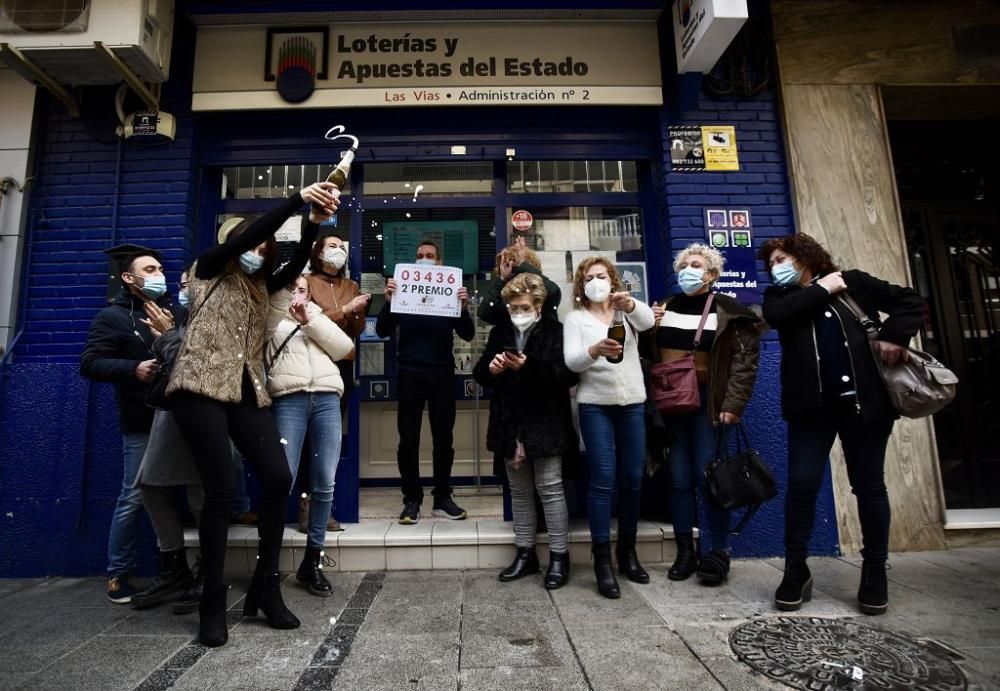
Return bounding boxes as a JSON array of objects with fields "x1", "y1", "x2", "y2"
[{"x1": 1, "y1": 547, "x2": 998, "y2": 691}]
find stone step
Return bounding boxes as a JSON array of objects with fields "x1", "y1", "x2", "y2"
[{"x1": 185, "y1": 519, "x2": 689, "y2": 574}]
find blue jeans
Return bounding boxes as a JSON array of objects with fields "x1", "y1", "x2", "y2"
[
  {"x1": 578, "y1": 403, "x2": 646, "y2": 543},
  {"x1": 271, "y1": 392, "x2": 342, "y2": 548},
  {"x1": 107, "y1": 432, "x2": 149, "y2": 578},
  {"x1": 665, "y1": 403, "x2": 731, "y2": 554}
]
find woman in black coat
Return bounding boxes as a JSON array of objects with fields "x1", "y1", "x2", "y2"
[
  {"x1": 473, "y1": 273, "x2": 578, "y2": 589},
  {"x1": 759, "y1": 233, "x2": 923, "y2": 617}
]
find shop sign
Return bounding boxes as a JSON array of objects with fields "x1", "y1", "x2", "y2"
[
  {"x1": 193, "y1": 21, "x2": 662, "y2": 110},
  {"x1": 673, "y1": 0, "x2": 749, "y2": 74},
  {"x1": 669, "y1": 124, "x2": 740, "y2": 172},
  {"x1": 390, "y1": 263, "x2": 463, "y2": 319},
  {"x1": 511, "y1": 210, "x2": 533, "y2": 231},
  {"x1": 704, "y1": 208, "x2": 758, "y2": 303}
]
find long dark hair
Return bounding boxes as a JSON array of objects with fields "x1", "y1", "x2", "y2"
[
  {"x1": 309, "y1": 231, "x2": 346, "y2": 276},
  {"x1": 227, "y1": 221, "x2": 277, "y2": 302},
  {"x1": 758, "y1": 233, "x2": 839, "y2": 276}
]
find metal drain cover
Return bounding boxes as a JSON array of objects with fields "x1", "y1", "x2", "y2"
[{"x1": 729, "y1": 617, "x2": 967, "y2": 690}]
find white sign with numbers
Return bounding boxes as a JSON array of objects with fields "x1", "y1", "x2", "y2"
[{"x1": 390, "y1": 263, "x2": 462, "y2": 318}]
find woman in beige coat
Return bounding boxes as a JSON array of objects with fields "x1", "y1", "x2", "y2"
[{"x1": 267, "y1": 276, "x2": 354, "y2": 597}]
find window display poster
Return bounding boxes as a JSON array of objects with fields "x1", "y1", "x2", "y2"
[
  {"x1": 616, "y1": 262, "x2": 648, "y2": 306},
  {"x1": 382, "y1": 220, "x2": 478, "y2": 274},
  {"x1": 359, "y1": 342, "x2": 385, "y2": 377},
  {"x1": 390, "y1": 263, "x2": 463, "y2": 318},
  {"x1": 703, "y1": 208, "x2": 759, "y2": 303}
]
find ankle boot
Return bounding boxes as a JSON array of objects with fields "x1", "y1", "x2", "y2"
[
  {"x1": 544, "y1": 550, "x2": 570, "y2": 590},
  {"x1": 173, "y1": 558, "x2": 203, "y2": 615},
  {"x1": 616, "y1": 535, "x2": 650, "y2": 584},
  {"x1": 592, "y1": 542, "x2": 620, "y2": 599},
  {"x1": 499, "y1": 547, "x2": 541, "y2": 582},
  {"x1": 198, "y1": 585, "x2": 229, "y2": 647},
  {"x1": 296, "y1": 546, "x2": 332, "y2": 597},
  {"x1": 668, "y1": 533, "x2": 698, "y2": 581},
  {"x1": 774, "y1": 559, "x2": 812, "y2": 611},
  {"x1": 243, "y1": 571, "x2": 301, "y2": 629},
  {"x1": 133, "y1": 548, "x2": 194, "y2": 610},
  {"x1": 858, "y1": 561, "x2": 888, "y2": 615}
]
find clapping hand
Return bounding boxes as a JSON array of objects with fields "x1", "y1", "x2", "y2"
[{"x1": 140, "y1": 302, "x2": 175, "y2": 338}]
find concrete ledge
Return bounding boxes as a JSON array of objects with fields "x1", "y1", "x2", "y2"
[{"x1": 945, "y1": 508, "x2": 1000, "y2": 530}]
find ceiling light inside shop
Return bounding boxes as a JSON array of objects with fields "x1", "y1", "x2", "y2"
[
  {"x1": 404, "y1": 183, "x2": 411, "y2": 188},
  {"x1": 451, "y1": 145, "x2": 467, "y2": 155}
]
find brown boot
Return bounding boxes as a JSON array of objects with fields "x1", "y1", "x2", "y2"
[{"x1": 298, "y1": 494, "x2": 343, "y2": 534}]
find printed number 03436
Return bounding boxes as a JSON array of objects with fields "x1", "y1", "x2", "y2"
[{"x1": 399, "y1": 269, "x2": 456, "y2": 284}]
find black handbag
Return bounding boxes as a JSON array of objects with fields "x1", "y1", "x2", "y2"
[
  {"x1": 703, "y1": 423, "x2": 778, "y2": 535},
  {"x1": 145, "y1": 277, "x2": 224, "y2": 410}
]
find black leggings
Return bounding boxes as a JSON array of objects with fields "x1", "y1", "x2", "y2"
[{"x1": 171, "y1": 373, "x2": 291, "y2": 592}]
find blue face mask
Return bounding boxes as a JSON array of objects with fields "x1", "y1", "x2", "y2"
[
  {"x1": 771, "y1": 260, "x2": 802, "y2": 287},
  {"x1": 414, "y1": 258, "x2": 436, "y2": 266},
  {"x1": 239, "y1": 251, "x2": 264, "y2": 274},
  {"x1": 137, "y1": 275, "x2": 167, "y2": 299},
  {"x1": 177, "y1": 291, "x2": 190, "y2": 307},
  {"x1": 677, "y1": 267, "x2": 707, "y2": 295}
]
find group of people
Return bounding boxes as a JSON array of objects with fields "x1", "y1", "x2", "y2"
[{"x1": 81, "y1": 179, "x2": 924, "y2": 648}]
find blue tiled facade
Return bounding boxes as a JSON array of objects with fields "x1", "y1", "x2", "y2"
[{"x1": 0, "y1": 1, "x2": 839, "y2": 576}]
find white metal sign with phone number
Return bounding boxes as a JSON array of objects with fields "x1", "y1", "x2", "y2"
[{"x1": 390, "y1": 263, "x2": 462, "y2": 319}]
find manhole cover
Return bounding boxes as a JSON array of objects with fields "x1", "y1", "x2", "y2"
[{"x1": 729, "y1": 617, "x2": 967, "y2": 690}]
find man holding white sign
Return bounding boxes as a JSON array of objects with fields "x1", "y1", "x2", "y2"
[{"x1": 376, "y1": 240, "x2": 475, "y2": 524}]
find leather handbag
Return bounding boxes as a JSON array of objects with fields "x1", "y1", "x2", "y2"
[
  {"x1": 649, "y1": 294, "x2": 715, "y2": 415},
  {"x1": 145, "y1": 277, "x2": 224, "y2": 410},
  {"x1": 837, "y1": 294, "x2": 958, "y2": 419},
  {"x1": 703, "y1": 422, "x2": 778, "y2": 535}
]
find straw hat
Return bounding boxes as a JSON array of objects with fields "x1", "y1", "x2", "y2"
[{"x1": 217, "y1": 217, "x2": 245, "y2": 245}]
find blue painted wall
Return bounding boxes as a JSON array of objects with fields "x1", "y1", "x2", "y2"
[{"x1": 0, "y1": 1, "x2": 839, "y2": 576}]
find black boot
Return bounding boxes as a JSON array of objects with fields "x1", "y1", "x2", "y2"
[
  {"x1": 296, "y1": 546, "x2": 332, "y2": 597},
  {"x1": 668, "y1": 533, "x2": 698, "y2": 581},
  {"x1": 592, "y1": 542, "x2": 620, "y2": 599},
  {"x1": 544, "y1": 551, "x2": 570, "y2": 590},
  {"x1": 774, "y1": 559, "x2": 812, "y2": 611},
  {"x1": 173, "y1": 559, "x2": 203, "y2": 615},
  {"x1": 132, "y1": 548, "x2": 194, "y2": 610},
  {"x1": 243, "y1": 571, "x2": 301, "y2": 629},
  {"x1": 696, "y1": 550, "x2": 731, "y2": 585},
  {"x1": 198, "y1": 585, "x2": 229, "y2": 648},
  {"x1": 616, "y1": 535, "x2": 650, "y2": 584},
  {"x1": 499, "y1": 547, "x2": 541, "y2": 582},
  {"x1": 858, "y1": 561, "x2": 888, "y2": 615}
]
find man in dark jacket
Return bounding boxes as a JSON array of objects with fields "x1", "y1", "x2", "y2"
[
  {"x1": 377, "y1": 240, "x2": 475, "y2": 525},
  {"x1": 81, "y1": 245, "x2": 172, "y2": 604},
  {"x1": 477, "y1": 239, "x2": 562, "y2": 325}
]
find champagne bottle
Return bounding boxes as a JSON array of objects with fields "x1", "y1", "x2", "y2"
[
  {"x1": 318, "y1": 147, "x2": 356, "y2": 209},
  {"x1": 607, "y1": 309, "x2": 625, "y2": 364}
]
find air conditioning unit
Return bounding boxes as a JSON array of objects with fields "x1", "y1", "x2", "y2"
[{"x1": 0, "y1": 0, "x2": 174, "y2": 85}]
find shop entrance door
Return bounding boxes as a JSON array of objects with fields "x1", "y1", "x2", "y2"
[{"x1": 903, "y1": 204, "x2": 1000, "y2": 508}]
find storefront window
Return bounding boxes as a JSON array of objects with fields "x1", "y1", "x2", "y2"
[
  {"x1": 364, "y1": 162, "x2": 493, "y2": 198},
  {"x1": 503, "y1": 205, "x2": 645, "y2": 318},
  {"x1": 221, "y1": 163, "x2": 348, "y2": 199},
  {"x1": 506, "y1": 160, "x2": 638, "y2": 193}
]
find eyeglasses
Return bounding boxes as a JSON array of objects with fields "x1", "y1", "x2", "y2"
[{"x1": 506, "y1": 303, "x2": 535, "y2": 314}]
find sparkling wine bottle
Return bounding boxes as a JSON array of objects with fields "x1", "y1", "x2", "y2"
[{"x1": 607, "y1": 309, "x2": 625, "y2": 364}]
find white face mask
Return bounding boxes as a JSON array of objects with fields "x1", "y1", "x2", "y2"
[
  {"x1": 322, "y1": 247, "x2": 347, "y2": 270},
  {"x1": 584, "y1": 277, "x2": 612, "y2": 303},
  {"x1": 510, "y1": 311, "x2": 539, "y2": 332}
]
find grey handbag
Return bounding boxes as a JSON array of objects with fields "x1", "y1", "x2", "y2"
[{"x1": 837, "y1": 294, "x2": 958, "y2": 418}]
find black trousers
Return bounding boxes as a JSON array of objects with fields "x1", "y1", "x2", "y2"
[
  {"x1": 171, "y1": 372, "x2": 292, "y2": 591},
  {"x1": 396, "y1": 368, "x2": 455, "y2": 504},
  {"x1": 785, "y1": 401, "x2": 894, "y2": 563}
]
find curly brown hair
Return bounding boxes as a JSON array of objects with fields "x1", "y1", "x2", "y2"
[
  {"x1": 758, "y1": 233, "x2": 839, "y2": 276},
  {"x1": 572, "y1": 256, "x2": 624, "y2": 308}
]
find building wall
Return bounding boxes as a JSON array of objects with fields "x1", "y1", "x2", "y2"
[{"x1": 0, "y1": 2, "x2": 837, "y2": 576}]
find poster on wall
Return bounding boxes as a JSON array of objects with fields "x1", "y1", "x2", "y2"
[
  {"x1": 669, "y1": 125, "x2": 740, "y2": 172},
  {"x1": 382, "y1": 220, "x2": 478, "y2": 274},
  {"x1": 616, "y1": 262, "x2": 649, "y2": 306},
  {"x1": 704, "y1": 208, "x2": 759, "y2": 303}
]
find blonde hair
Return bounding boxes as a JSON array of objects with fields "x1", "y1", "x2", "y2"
[
  {"x1": 572, "y1": 257, "x2": 624, "y2": 308},
  {"x1": 673, "y1": 243, "x2": 725, "y2": 279},
  {"x1": 494, "y1": 245, "x2": 542, "y2": 274},
  {"x1": 501, "y1": 272, "x2": 546, "y2": 307}
]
